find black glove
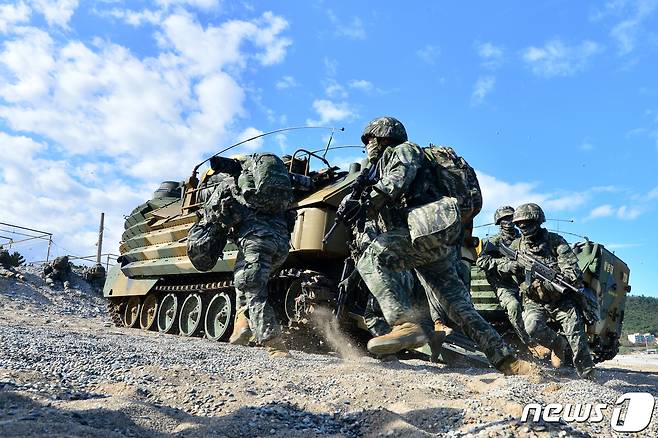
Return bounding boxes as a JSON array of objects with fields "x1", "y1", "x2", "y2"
[{"x1": 337, "y1": 198, "x2": 361, "y2": 224}]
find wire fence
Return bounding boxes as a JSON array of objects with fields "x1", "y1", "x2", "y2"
[{"x1": 0, "y1": 220, "x2": 118, "y2": 268}]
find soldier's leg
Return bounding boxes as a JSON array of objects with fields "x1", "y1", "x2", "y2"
[
  {"x1": 356, "y1": 228, "x2": 422, "y2": 325},
  {"x1": 415, "y1": 259, "x2": 514, "y2": 368},
  {"x1": 356, "y1": 229, "x2": 429, "y2": 354},
  {"x1": 553, "y1": 301, "x2": 594, "y2": 376},
  {"x1": 364, "y1": 293, "x2": 390, "y2": 337},
  {"x1": 234, "y1": 233, "x2": 288, "y2": 344},
  {"x1": 496, "y1": 287, "x2": 531, "y2": 344},
  {"x1": 229, "y1": 250, "x2": 253, "y2": 345},
  {"x1": 522, "y1": 300, "x2": 559, "y2": 347}
]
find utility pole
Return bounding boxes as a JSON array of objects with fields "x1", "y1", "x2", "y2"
[{"x1": 96, "y1": 212, "x2": 105, "y2": 266}]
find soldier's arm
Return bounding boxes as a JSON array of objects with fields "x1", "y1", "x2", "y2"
[
  {"x1": 368, "y1": 142, "x2": 422, "y2": 209},
  {"x1": 554, "y1": 235, "x2": 583, "y2": 286}
]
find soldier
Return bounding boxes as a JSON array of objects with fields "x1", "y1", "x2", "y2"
[
  {"x1": 201, "y1": 153, "x2": 293, "y2": 358},
  {"x1": 0, "y1": 246, "x2": 26, "y2": 281},
  {"x1": 352, "y1": 116, "x2": 534, "y2": 375},
  {"x1": 498, "y1": 203, "x2": 595, "y2": 379},
  {"x1": 43, "y1": 255, "x2": 72, "y2": 289},
  {"x1": 83, "y1": 263, "x2": 107, "y2": 290},
  {"x1": 476, "y1": 206, "x2": 550, "y2": 357}
]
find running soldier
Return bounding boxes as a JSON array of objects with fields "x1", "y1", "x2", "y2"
[
  {"x1": 497, "y1": 203, "x2": 595, "y2": 379},
  {"x1": 477, "y1": 206, "x2": 549, "y2": 358},
  {"x1": 193, "y1": 153, "x2": 293, "y2": 358},
  {"x1": 352, "y1": 116, "x2": 534, "y2": 375}
]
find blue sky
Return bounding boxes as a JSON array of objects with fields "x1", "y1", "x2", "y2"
[{"x1": 0, "y1": 0, "x2": 656, "y2": 297}]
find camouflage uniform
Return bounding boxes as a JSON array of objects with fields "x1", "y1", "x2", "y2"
[
  {"x1": 498, "y1": 203, "x2": 594, "y2": 377},
  {"x1": 356, "y1": 126, "x2": 515, "y2": 367},
  {"x1": 476, "y1": 206, "x2": 531, "y2": 345},
  {"x1": 203, "y1": 155, "x2": 291, "y2": 344},
  {"x1": 43, "y1": 256, "x2": 72, "y2": 288}
]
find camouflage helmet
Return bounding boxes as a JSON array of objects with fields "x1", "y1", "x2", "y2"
[
  {"x1": 494, "y1": 206, "x2": 515, "y2": 224},
  {"x1": 512, "y1": 203, "x2": 546, "y2": 224},
  {"x1": 361, "y1": 117, "x2": 408, "y2": 145}
]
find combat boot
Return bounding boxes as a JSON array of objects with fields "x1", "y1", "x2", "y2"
[
  {"x1": 528, "y1": 344, "x2": 551, "y2": 360},
  {"x1": 229, "y1": 312, "x2": 252, "y2": 346},
  {"x1": 498, "y1": 357, "x2": 537, "y2": 376},
  {"x1": 580, "y1": 368, "x2": 596, "y2": 381},
  {"x1": 434, "y1": 320, "x2": 453, "y2": 336},
  {"x1": 550, "y1": 338, "x2": 568, "y2": 368},
  {"x1": 263, "y1": 337, "x2": 291, "y2": 359},
  {"x1": 367, "y1": 322, "x2": 428, "y2": 355}
]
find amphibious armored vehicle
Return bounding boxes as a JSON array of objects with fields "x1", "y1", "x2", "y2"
[{"x1": 104, "y1": 146, "x2": 631, "y2": 364}]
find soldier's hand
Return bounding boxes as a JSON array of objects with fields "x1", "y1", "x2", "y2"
[{"x1": 337, "y1": 198, "x2": 361, "y2": 222}]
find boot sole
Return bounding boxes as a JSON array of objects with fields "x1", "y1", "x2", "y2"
[
  {"x1": 229, "y1": 328, "x2": 252, "y2": 346},
  {"x1": 367, "y1": 334, "x2": 428, "y2": 355}
]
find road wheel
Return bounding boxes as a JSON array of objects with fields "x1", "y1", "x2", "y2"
[
  {"x1": 139, "y1": 293, "x2": 159, "y2": 331},
  {"x1": 123, "y1": 296, "x2": 141, "y2": 328},
  {"x1": 157, "y1": 293, "x2": 180, "y2": 334},
  {"x1": 205, "y1": 292, "x2": 234, "y2": 341},
  {"x1": 179, "y1": 293, "x2": 204, "y2": 337}
]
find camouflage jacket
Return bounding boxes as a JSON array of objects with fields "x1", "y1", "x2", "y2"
[
  {"x1": 368, "y1": 141, "x2": 441, "y2": 229},
  {"x1": 203, "y1": 168, "x2": 288, "y2": 242},
  {"x1": 476, "y1": 228, "x2": 520, "y2": 288},
  {"x1": 499, "y1": 228, "x2": 583, "y2": 303}
]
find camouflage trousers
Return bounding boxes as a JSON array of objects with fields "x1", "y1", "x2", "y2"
[
  {"x1": 429, "y1": 250, "x2": 473, "y2": 325},
  {"x1": 356, "y1": 227, "x2": 513, "y2": 367},
  {"x1": 523, "y1": 297, "x2": 594, "y2": 375},
  {"x1": 363, "y1": 274, "x2": 435, "y2": 339},
  {"x1": 495, "y1": 286, "x2": 531, "y2": 345},
  {"x1": 233, "y1": 230, "x2": 289, "y2": 343}
]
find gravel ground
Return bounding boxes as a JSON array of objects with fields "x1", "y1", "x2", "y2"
[{"x1": 1, "y1": 266, "x2": 657, "y2": 437}]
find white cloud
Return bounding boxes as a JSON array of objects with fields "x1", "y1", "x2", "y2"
[
  {"x1": 276, "y1": 75, "x2": 298, "y2": 89},
  {"x1": 326, "y1": 10, "x2": 366, "y2": 40},
  {"x1": 522, "y1": 39, "x2": 601, "y2": 77},
  {"x1": 604, "y1": 242, "x2": 643, "y2": 250},
  {"x1": 477, "y1": 42, "x2": 504, "y2": 68},
  {"x1": 155, "y1": 0, "x2": 221, "y2": 10},
  {"x1": 325, "y1": 81, "x2": 347, "y2": 99},
  {"x1": 596, "y1": 0, "x2": 658, "y2": 55},
  {"x1": 0, "y1": 6, "x2": 292, "y2": 259},
  {"x1": 0, "y1": 1, "x2": 31, "y2": 33},
  {"x1": 475, "y1": 172, "x2": 589, "y2": 227},
  {"x1": 236, "y1": 127, "x2": 264, "y2": 152},
  {"x1": 337, "y1": 17, "x2": 366, "y2": 39},
  {"x1": 586, "y1": 204, "x2": 615, "y2": 220},
  {"x1": 307, "y1": 99, "x2": 355, "y2": 125},
  {"x1": 107, "y1": 8, "x2": 163, "y2": 27},
  {"x1": 471, "y1": 76, "x2": 495, "y2": 105},
  {"x1": 586, "y1": 203, "x2": 643, "y2": 220},
  {"x1": 31, "y1": 0, "x2": 79, "y2": 28},
  {"x1": 416, "y1": 44, "x2": 441, "y2": 65},
  {"x1": 348, "y1": 79, "x2": 374, "y2": 92},
  {"x1": 617, "y1": 205, "x2": 642, "y2": 219},
  {"x1": 647, "y1": 187, "x2": 658, "y2": 199}
]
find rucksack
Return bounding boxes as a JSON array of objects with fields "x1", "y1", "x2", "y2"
[
  {"x1": 187, "y1": 218, "x2": 227, "y2": 272},
  {"x1": 423, "y1": 145, "x2": 482, "y2": 224},
  {"x1": 238, "y1": 153, "x2": 293, "y2": 214}
]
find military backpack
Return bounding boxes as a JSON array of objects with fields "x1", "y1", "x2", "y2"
[
  {"x1": 238, "y1": 153, "x2": 293, "y2": 214},
  {"x1": 423, "y1": 145, "x2": 482, "y2": 224}
]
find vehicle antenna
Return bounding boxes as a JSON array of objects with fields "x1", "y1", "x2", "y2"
[
  {"x1": 321, "y1": 127, "x2": 346, "y2": 159},
  {"x1": 192, "y1": 125, "x2": 344, "y2": 178}
]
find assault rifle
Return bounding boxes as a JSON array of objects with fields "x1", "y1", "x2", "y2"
[
  {"x1": 488, "y1": 241, "x2": 600, "y2": 325},
  {"x1": 334, "y1": 256, "x2": 358, "y2": 317},
  {"x1": 322, "y1": 165, "x2": 378, "y2": 245}
]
